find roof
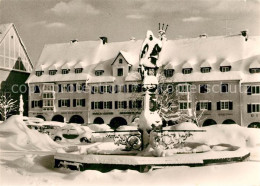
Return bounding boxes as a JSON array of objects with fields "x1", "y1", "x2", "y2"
[
  {"x1": 0, "y1": 23, "x2": 33, "y2": 69},
  {"x1": 27, "y1": 32, "x2": 260, "y2": 84},
  {"x1": 249, "y1": 60, "x2": 260, "y2": 68}
]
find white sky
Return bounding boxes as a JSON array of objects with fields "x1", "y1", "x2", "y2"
[{"x1": 0, "y1": 0, "x2": 260, "y2": 64}]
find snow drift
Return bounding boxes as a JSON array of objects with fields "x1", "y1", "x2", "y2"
[{"x1": 0, "y1": 115, "x2": 60, "y2": 151}]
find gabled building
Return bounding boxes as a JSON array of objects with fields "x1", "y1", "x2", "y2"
[
  {"x1": 0, "y1": 23, "x2": 33, "y2": 120},
  {"x1": 26, "y1": 31, "x2": 260, "y2": 128}
]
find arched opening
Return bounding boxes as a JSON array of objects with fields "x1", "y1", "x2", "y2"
[
  {"x1": 69, "y1": 115, "x2": 84, "y2": 124},
  {"x1": 203, "y1": 119, "x2": 217, "y2": 127},
  {"x1": 109, "y1": 117, "x2": 127, "y2": 130},
  {"x1": 93, "y1": 117, "x2": 104, "y2": 124},
  {"x1": 248, "y1": 122, "x2": 260, "y2": 128},
  {"x1": 36, "y1": 115, "x2": 46, "y2": 121},
  {"x1": 52, "y1": 115, "x2": 64, "y2": 122},
  {"x1": 223, "y1": 119, "x2": 236, "y2": 124}
]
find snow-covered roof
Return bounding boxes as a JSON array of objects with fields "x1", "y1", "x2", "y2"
[
  {"x1": 125, "y1": 71, "x2": 142, "y2": 82},
  {"x1": 48, "y1": 64, "x2": 59, "y2": 70},
  {"x1": 249, "y1": 60, "x2": 260, "y2": 69},
  {"x1": 27, "y1": 33, "x2": 260, "y2": 84}
]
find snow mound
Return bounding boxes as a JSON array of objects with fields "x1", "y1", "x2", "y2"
[
  {"x1": 169, "y1": 122, "x2": 201, "y2": 130},
  {"x1": 188, "y1": 124, "x2": 260, "y2": 147},
  {"x1": 88, "y1": 124, "x2": 113, "y2": 132},
  {"x1": 116, "y1": 125, "x2": 138, "y2": 131},
  {"x1": 0, "y1": 115, "x2": 60, "y2": 151}
]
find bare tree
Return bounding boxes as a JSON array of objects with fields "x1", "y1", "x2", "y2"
[{"x1": 0, "y1": 94, "x2": 17, "y2": 121}]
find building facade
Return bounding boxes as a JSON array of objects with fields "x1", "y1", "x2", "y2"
[
  {"x1": 26, "y1": 31, "x2": 260, "y2": 127},
  {"x1": 0, "y1": 23, "x2": 33, "y2": 120}
]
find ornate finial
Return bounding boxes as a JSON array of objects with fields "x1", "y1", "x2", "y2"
[{"x1": 158, "y1": 23, "x2": 168, "y2": 41}]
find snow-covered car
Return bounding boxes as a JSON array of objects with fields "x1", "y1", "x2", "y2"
[
  {"x1": 52, "y1": 124, "x2": 92, "y2": 143},
  {"x1": 27, "y1": 123, "x2": 45, "y2": 133},
  {"x1": 23, "y1": 116, "x2": 44, "y2": 125},
  {"x1": 40, "y1": 121, "x2": 66, "y2": 136}
]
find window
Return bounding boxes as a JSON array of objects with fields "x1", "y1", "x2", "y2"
[
  {"x1": 200, "y1": 84, "x2": 208, "y2": 93},
  {"x1": 220, "y1": 66, "x2": 231, "y2": 72},
  {"x1": 119, "y1": 59, "x2": 123, "y2": 64},
  {"x1": 178, "y1": 84, "x2": 191, "y2": 93},
  {"x1": 164, "y1": 69, "x2": 174, "y2": 77},
  {"x1": 43, "y1": 93, "x2": 53, "y2": 99},
  {"x1": 73, "y1": 99, "x2": 85, "y2": 107},
  {"x1": 179, "y1": 101, "x2": 191, "y2": 110},
  {"x1": 75, "y1": 68, "x2": 83, "y2": 74},
  {"x1": 247, "y1": 86, "x2": 260, "y2": 95},
  {"x1": 95, "y1": 70, "x2": 104, "y2": 76},
  {"x1": 217, "y1": 101, "x2": 233, "y2": 110},
  {"x1": 31, "y1": 100, "x2": 43, "y2": 108},
  {"x1": 43, "y1": 100, "x2": 54, "y2": 107},
  {"x1": 58, "y1": 99, "x2": 70, "y2": 107},
  {"x1": 201, "y1": 67, "x2": 211, "y2": 73},
  {"x1": 62, "y1": 84, "x2": 71, "y2": 92},
  {"x1": 197, "y1": 101, "x2": 211, "y2": 111},
  {"x1": 49, "y1": 70, "x2": 57, "y2": 75},
  {"x1": 117, "y1": 68, "x2": 123, "y2": 76},
  {"x1": 247, "y1": 103, "x2": 260, "y2": 113},
  {"x1": 121, "y1": 85, "x2": 127, "y2": 93},
  {"x1": 62, "y1": 69, "x2": 70, "y2": 74},
  {"x1": 221, "y1": 83, "x2": 229, "y2": 93},
  {"x1": 43, "y1": 84, "x2": 54, "y2": 91},
  {"x1": 36, "y1": 71, "x2": 43, "y2": 76},
  {"x1": 115, "y1": 101, "x2": 127, "y2": 109},
  {"x1": 104, "y1": 101, "x2": 113, "y2": 109},
  {"x1": 249, "y1": 68, "x2": 260, "y2": 74},
  {"x1": 182, "y1": 68, "x2": 192, "y2": 74},
  {"x1": 33, "y1": 85, "x2": 40, "y2": 93}
]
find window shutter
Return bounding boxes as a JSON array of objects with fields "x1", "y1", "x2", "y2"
[
  {"x1": 129, "y1": 100, "x2": 133, "y2": 109},
  {"x1": 82, "y1": 99, "x2": 85, "y2": 107},
  {"x1": 115, "y1": 101, "x2": 118, "y2": 109},
  {"x1": 31, "y1": 101, "x2": 35, "y2": 108},
  {"x1": 67, "y1": 99, "x2": 70, "y2": 107},
  {"x1": 137, "y1": 84, "x2": 142, "y2": 92},
  {"x1": 247, "y1": 86, "x2": 252, "y2": 95},
  {"x1": 67, "y1": 84, "x2": 71, "y2": 92},
  {"x1": 58, "y1": 100, "x2": 61, "y2": 107},
  {"x1": 58, "y1": 84, "x2": 62, "y2": 92},
  {"x1": 91, "y1": 102, "x2": 94, "y2": 109},
  {"x1": 217, "y1": 101, "x2": 221, "y2": 110},
  {"x1": 115, "y1": 85, "x2": 118, "y2": 93},
  {"x1": 39, "y1": 100, "x2": 43, "y2": 108},
  {"x1": 99, "y1": 102, "x2": 103, "y2": 109},
  {"x1": 73, "y1": 99, "x2": 76, "y2": 107},
  {"x1": 208, "y1": 102, "x2": 212, "y2": 110},
  {"x1": 108, "y1": 85, "x2": 112, "y2": 93},
  {"x1": 247, "y1": 104, "x2": 252, "y2": 113},
  {"x1": 124, "y1": 101, "x2": 127, "y2": 109},
  {"x1": 137, "y1": 100, "x2": 142, "y2": 109},
  {"x1": 99, "y1": 86, "x2": 104, "y2": 94},
  {"x1": 124, "y1": 85, "x2": 127, "y2": 93},
  {"x1": 196, "y1": 102, "x2": 200, "y2": 111},
  {"x1": 91, "y1": 86, "x2": 95, "y2": 94},
  {"x1": 82, "y1": 83, "x2": 86, "y2": 91},
  {"x1": 108, "y1": 101, "x2": 112, "y2": 109},
  {"x1": 73, "y1": 84, "x2": 77, "y2": 92},
  {"x1": 229, "y1": 101, "x2": 233, "y2": 110},
  {"x1": 129, "y1": 85, "x2": 133, "y2": 93}
]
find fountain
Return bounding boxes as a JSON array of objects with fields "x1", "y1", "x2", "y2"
[{"x1": 54, "y1": 26, "x2": 250, "y2": 172}]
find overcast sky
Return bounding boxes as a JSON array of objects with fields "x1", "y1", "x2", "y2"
[{"x1": 1, "y1": 0, "x2": 260, "y2": 64}]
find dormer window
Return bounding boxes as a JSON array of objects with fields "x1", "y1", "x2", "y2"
[
  {"x1": 201, "y1": 67, "x2": 211, "y2": 73},
  {"x1": 62, "y1": 69, "x2": 70, "y2": 74},
  {"x1": 36, "y1": 71, "x2": 44, "y2": 77},
  {"x1": 75, "y1": 68, "x2": 83, "y2": 74},
  {"x1": 119, "y1": 59, "x2": 123, "y2": 64},
  {"x1": 182, "y1": 68, "x2": 192, "y2": 74},
  {"x1": 220, "y1": 66, "x2": 231, "y2": 72},
  {"x1": 95, "y1": 70, "x2": 104, "y2": 76},
  {"x1": 164, "y1": 69, "x2": 174, "y2": 77},
  {"x1": 49, "y1": 70, "x2": 57, "y2": 75},
  {"x1": 249, "y1": 68, "x2": 260, "y2": 74}
]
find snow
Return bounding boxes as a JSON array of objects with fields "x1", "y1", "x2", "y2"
[
  {"x1": 167, "y1": 122, "x2": 201, "y2": 130},
  {"x1": 0, "y1": 116, "x2": 260, "y2": 185},
  {"x1": 0, "y1": 115, "x2": 60, "y2": 151},
  {"x1": 87, "y1": 124, "x2": 113, "y2": 132}
]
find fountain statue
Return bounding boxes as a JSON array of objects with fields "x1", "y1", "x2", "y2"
[{"x1": 137, "y1": 25, "x2": 167, "y2": 149}]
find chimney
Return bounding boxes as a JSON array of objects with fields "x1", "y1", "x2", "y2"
[
  {"x1": 100, "y1": 37, "x2": 108, "y2": 44},
  {"x1": 70, "y1": 39, "x2": 78, "y2": 44}
]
